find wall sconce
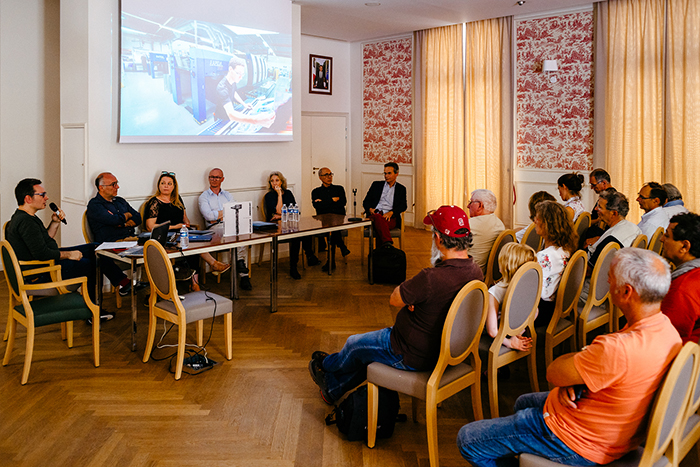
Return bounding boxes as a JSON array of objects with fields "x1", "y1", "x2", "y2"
[{"x1": 543, "y1": 60, "x2": 558, "y2": 83}]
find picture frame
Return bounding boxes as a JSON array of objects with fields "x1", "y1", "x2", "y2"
[{"x1": 309, "y1": 54, "x2": 332, "y2": 95}]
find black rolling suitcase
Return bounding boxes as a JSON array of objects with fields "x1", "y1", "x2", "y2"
[{"x1": 370, "y1": 244, "x2": 406, "y2": 284}]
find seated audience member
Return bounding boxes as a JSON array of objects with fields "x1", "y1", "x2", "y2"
[
  {"x1": 144, "y1": 171, "x2": 230, "y2": 290},
  {"x1": 362, "y1": 162, "x2": 407, "y2": 248},
  {"x1": 636, "y1": 181, "x2": 670, "y2": 239},
  {"x1": 557, "y1": 173, "x2": 585, "y2": 222},
  {"x1": 198, "y1": 168, "x2": 251, "y2": 290},
  {"x1": 467, "y1": 189, "x2": 505, "y2": 274},
  {"x1": 458, "y1": 248, "x2": 682, "y2": 467},
  {"x1": 533, "y1": 201, "x2": 579, "y2": 327},
  {"x1": 485, "y1": 243, "x2": 537, "y2": 351},
  {"x1": 6, "y1": 178, "x2": 106, "y2": 314},
  {"x1": 86, "y1": 172, "x2": 147, "y2": 297},
  {"x1": 312, "y1": 167, "x2": 350, "y2": 272},
  {"x1": 263, "y1": 171, "x2": 320, "y2": 279},
  {"x1": 308, "y1": 205, "x2": 482, "y2": 404},
  {"x1": 583, "y1": 168, "x2": 615, "y2": 244},
  {"x1": 515, "y1": 191, "x2": 556, "y2": 243},
  {"x1": 661, "y1": 213, "x2": 700, "y2": 343},
  {"x1": 663, "y1": 183, "x2": 689, "y2": 217}
]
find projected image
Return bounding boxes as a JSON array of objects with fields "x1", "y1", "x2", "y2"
[{"x1": 120, "y1": 0, "x2": 292, "y2": 143}]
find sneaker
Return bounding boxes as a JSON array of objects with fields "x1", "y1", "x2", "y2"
[
  {"x1": 87, "y1": 312, "x2": 114, "y2": 325},
  {"x1": 321, "y1": 262, "x2": 337, "y2": 272},
  {"x1": 311, "y1": 351, "x2": 328, "y2": 361},
  {"x1": 319, "y1": 388, "x2": 336, "y2": 405},
  {"x1": 306, "y1": 255, "x2": 321, "y2": 267},
  {"x1": 240, "y1": 275, "x2": 252, "y2": 290},
  {"x1": 236, "y1": 259, "x2": 249, "y2": 274},
  {"x1": 119, "y1": 281, "x2": 149, "y2": 297}
]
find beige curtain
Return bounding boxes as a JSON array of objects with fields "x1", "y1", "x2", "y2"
[
  {"x1": 464, "y1": 17, "x2": 513, "y2": 226},
  {"x1": 665, "y1": 0, "x2": 700, "y2": 212},
  {"x1": 413, "y1": 25, "x2": 464, "y2": 224},
  {"x1": 599, "y1": 0, "x2": 666, "y2": 222}
]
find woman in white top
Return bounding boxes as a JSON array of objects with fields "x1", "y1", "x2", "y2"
[
  {"x1": 557, "y1": 172, "x2": 585, "y2": 222},
  {"x1": 533, "y1": 200, "x2": 579, "y2": 327}
]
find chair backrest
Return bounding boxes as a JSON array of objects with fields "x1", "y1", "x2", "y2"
[
  {"x1": 500, "y1": 261, "x2": 543, "y2": 335},
  {"x1": 143, "y1": 239, "x2": 175, "y2": 299},
  {"x1": 550, "y1": 250, "x2": 587, "y2": 330},
  {"x1": 631, "y1": 234, "x2": 648, "y2": 249},
  {"x1": 82, "y1": 212, "x2": 94, "y2": 243},
  {"x1": 648, "y1": 226, "x2": 665, "y2": 255},
  {"x1": 2, "y1": 221, "x2": 7, "y2": 240},
  {"x1": 574, "y1": 211, "x2": 591, "y2": 240},
  {"x1": 486, "y1": 229, "x2": 516, "y2": 286},
  {"x1": 520, "y1": 223, "x2": 542, "y2": 252},
  {"x1": 591, "y1": 242, "x2": 619, "y2": 303},
  {"x1": 0, "y1": 240, "x2": 24, "y2": 299},
  {"x1": 641, "y1": 342, "x2": 698, "y2": 465}
]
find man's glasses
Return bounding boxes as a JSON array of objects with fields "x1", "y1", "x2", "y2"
[
  {"x1": 101, "y1": 181, "x2": 119, "y2": 188},
  {"x1": 320, "y1": 172, "x2": 333, "y2": 177},
  {"x1": 637, "y1": 193, "x2": 653, "y2": 200},
  {"x1": 209, "y1": 176, "x2": 223, "y2": 180},
  {"x1": 33, "y1": 192, "x2": 47, "y2": 197},
  {"x1": 161, "y1": 171, "x2": 176, "y2": 177},
  {"x1": 383, "y1": 172, "x2": 395, "y2": 176},
  {"x1": 590, "y1": 180, "x2": 602, "y2": 188}
]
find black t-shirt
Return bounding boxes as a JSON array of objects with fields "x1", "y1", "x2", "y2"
[
  {"x1": 145, "y1": 197, "x2": 185, "y2": 228},
  {"x1": 264, "y1": 190, "x2": 296, "y2": 222},
  {"x1": 391, "y1": 258, "x2": 484, "y2": 370},
  {"x1": 215, "y1": 76, "x2": 237, "y2": 121}
]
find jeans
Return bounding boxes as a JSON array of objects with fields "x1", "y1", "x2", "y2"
[
  {"x1": 322, "y1": 327, "x2": 414, "y2": 401},
  {"x1": 457, "y1": 392, "x2": 597, "y2": 467}
]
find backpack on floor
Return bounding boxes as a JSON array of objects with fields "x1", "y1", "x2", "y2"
[
  {"x1": 324, "y1": 384, "x2": 406, "y2": 442},
  {"x1": 369, "y1": 244, "x2": 406, "y2": 285}
]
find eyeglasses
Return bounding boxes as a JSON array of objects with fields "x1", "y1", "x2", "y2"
[
  {"x1": 33, "y1": 192, "x2": 47, "y2": 198},
  {"x1": 590, "y1": 180, "x2": 602, "y2": 187},
  {"x1": 383, "y1": 172, "x2": 395, "y2": 176},
  {"x1": 101, "y1": 181, "x2": 119, "y2": 188},
  {"x1": 320, "y1": 172, "x2": 333, "y2": 177},
  {"x1": 637, "y1": 194, "x2": 653, "y2": 200},
  {"x1": 209, "y1": 176, "x2": 223, "y2": 180},
  {"x1": 161, "y1": 171, "x2": 176, "y2": 177}
]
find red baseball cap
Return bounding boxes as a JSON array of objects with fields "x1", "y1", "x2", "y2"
[{"x1": 423, "y1": 205, "x2": 470, "y2": 237}]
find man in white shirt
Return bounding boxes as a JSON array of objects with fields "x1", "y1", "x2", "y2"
[
  {"x1": 467, "y1": 189, "x2": 505, "y2": 274},
  {"x1": 198, "y1": 168, "x2": 251, "y2": 290},
  {"x1": 636, "y1": 182, "x2": 670, "y2": 240}
]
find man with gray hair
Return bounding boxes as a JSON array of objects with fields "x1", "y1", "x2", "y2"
[
  {"x1": 458, "y1": 248, "x2": 681, "y2": 466},
  {"x1": 467, "y1": 189, "x2": 505, "y2": 273},
  {"x1": 585, "y1": 190, "x2": 641, "y2": 268},
  {"x1": 663, "y1": 183, "x2": 689, "y2": 217}
]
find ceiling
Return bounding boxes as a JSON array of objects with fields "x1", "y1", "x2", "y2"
[{"x1": 297, "y1": 0, "x2": 594, "y2": 42}]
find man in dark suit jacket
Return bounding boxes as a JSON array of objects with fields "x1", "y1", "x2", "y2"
[{"x1": 362, "y1": 162, "x2": 407, "y2": 247}]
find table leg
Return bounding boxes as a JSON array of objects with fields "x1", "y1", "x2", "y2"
[
  {"x1": 131, "y1": 259, "x2": 137, "y2": 352},
  {"x1": 271, "y1": 238, "x2": 278, "y2": 313},
  {"x1": 369, "y1": 224, "x2": 374, "y2": 285},
  {"x1": 231, "y1": 247, "x2": 239, "y2": 300}
]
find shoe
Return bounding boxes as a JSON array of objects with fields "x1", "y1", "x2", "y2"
[
  {"x1": 212, "y1": 261, "x2": 231, "y2": 273},
  {"x1": 340, "y1": 246, "x2": 351, "y2": 257},
  {"x1": 87, "y1": 312, "x2": 114, "y2": 325},
  {"x1": 191, "y1": 282, "x2": 201, "y2": 292},
  {"x1": 309, "y1": 355, "x2": 335, "y2": 405},
  {"x1": 311, "y1": 351, "x2": 328, "y2": 361},
  {"x1": 382, "y1": 241, "x2": 394, "y2": 248},
  {"x1": 321, "y1": 262, "x2": 337, "y2": 272},
  {"x1": 236, "y1": 259, "x2": 249, "y2": 274},
  {"x1": 119, "y1": 281, "x2": 148, "y2": 297},
  {"x1": 319, "y1": 388, "x2": 336, "y2": 405},
  {"x1": 290, "y1": 269, "x2": 301, "y2": 280},
  {"x1": 306, "y1": 255, "x2": 321, "y2": 266},
  {"x1": 240, "y1": 276, "x2": 252, "y2": 290}
]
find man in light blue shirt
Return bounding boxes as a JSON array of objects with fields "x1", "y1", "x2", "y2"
[{"x1": 198, "y1": 168, "x2": 252, "y2": 290}]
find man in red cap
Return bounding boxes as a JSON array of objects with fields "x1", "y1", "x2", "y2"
[{"x1": 309, "y1": 205, "x2": 483, "y2": 404}]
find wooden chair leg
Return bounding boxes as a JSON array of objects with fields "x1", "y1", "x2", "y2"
[
  {"x1": 3, "y1": 317, "x2": 17, "y2": 365},
  {"x1": 196, "y1": 320, "x2": 204, "y2": 347},
  {"x1": 21, "y1": 324, "x2": 35, "y2": 385},
  {"x1": 528, "y1": 351, "x2": 539, "y2": 392},
  {"x1": 175, "y1": 323, "x2": 186, "y2": 380},
  {"x1": 224, "y1": 313, "x2": 232, "y2": 360},
  {"x1": 488, "y1": 358, "x2": 500, "y2": 418},
  {"x1": 66, "y1": 321, "x2": 74, "y2": 348},
  {"x1": 115, "y1": 284, "x2": 122, "y2": 309},
  {"x1": 426, "y1": 393, "x2": 440, "y2": 467},
  {"x1": 3, "y1": 310, "x2": 9, "y2": 341},
  {"x1": 61, "y1": 322, "x2": 67, "y2": 341},
  {"x1": 142, "y1": 310, "x2": 158, "y2": 363},
  {"x1": 367, "y1": 382, "x2": 379, "y2": 448},
  {"x1": 92, "y1": 310, "x2": 100, "y2": 367},
  {"x1": 471, "y1": 377, "x2": 484, "y2": 421}
]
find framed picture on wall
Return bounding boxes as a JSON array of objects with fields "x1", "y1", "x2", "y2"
[{"x1": 309, "y1": 54, "x2": 332, "y2": 95}]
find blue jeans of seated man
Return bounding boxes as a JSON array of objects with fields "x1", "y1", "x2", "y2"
[
  {"x1": 322, "y1": 327, "x2": 415, "y2": 401},
  {"x1": 457, "y1": 392, "x2": 597, "y2": 467}
]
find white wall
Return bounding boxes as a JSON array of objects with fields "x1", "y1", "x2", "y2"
[{"x1": 300, "y1": 35, "x2": 351, "y2": 113}]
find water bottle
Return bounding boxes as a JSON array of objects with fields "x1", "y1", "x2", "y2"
[
  {"x1": 281, "y1": 204, "x2": 288, "y2": 223},
  {"x1": 294, "y1": 203, "x2": 300, "y2": 222},
  {"x1": 179, "y1": 225, "x2": 189, "y2": 249}
]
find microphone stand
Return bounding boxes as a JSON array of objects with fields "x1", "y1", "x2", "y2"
[{"x1": 348, "y1": 188, "x2": 362, "y2": 222}]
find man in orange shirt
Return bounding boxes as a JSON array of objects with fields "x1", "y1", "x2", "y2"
[{"x1": 457, "y1": 248, "x2": 682, "y2": 466}]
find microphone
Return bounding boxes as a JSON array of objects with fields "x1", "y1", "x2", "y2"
[{"x1": 49, "y1": 202, "x2": 67, "y2": 225}]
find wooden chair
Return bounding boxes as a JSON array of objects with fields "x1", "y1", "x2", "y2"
[
  {"x1": 366, "y1": 280, "x2": 489, "y2": 467},
  {"x1": 677, "y1": 342, "x2": 700, "y2": 463},
  {"x1": 82, "y1": 212, "x2": 124, "y2": 308},
  {"x1": 520, "y1": 342, "x2": 699, "y2": 467},
  {"x1": 360, "y1": 211, "x2": 404, "y2": 265},
  {"x1": 520, "y1": 223, "x2": 543, "y2": 252},
  {"x1": 1, "y1": 240, "x2": 100, "y2": 385},
  {"x1": 484, "y1": 229, "x2": 517, "y2": 287},
  {"x1": 142, "y1": 239, "x2": 234, "y2": 380},
  {"x1": 573, "y1": 211, "x2": 591, "y2": 242},
  {"x1": 631, "y1": 234, "x2": 648, "y2": 249},
  {"x1": 577, "y1": 242, "x2": 619, "y2": 349},
  {"x1": 481, "y1": 262, "x2": 542, "y2": 418},
  {"x1": 648, "y1": 226, "x2": 665, "y2": 256},
  {"x1": 543, "y1": 250, "x2": 587, "y2": 389}
]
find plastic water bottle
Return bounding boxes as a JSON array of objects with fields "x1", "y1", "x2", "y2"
[
  {"x1": 281, "y1": 204, "x2": 288, "y2": 223},
  {"x1": 179, "y1": 225, "x2": 189, "y2": 249},
  {"x1": 294, "y1": 203, "x2": 300, "y2": 222}
]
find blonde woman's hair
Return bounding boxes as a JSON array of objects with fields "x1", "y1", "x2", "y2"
[
  {"x1": 267, "y1": 171, "x2": 288, "y2": 191},
  {"x1": 497, "y1": 243, "x2": 537, "y2": 284}
]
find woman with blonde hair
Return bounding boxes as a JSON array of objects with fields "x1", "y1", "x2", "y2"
[
  {"x1": 533, "y1": 200, "x2": 578, "y2": 327},
  {"x1": 557, "y1": 172, "x2": 585, "y2": 222}
]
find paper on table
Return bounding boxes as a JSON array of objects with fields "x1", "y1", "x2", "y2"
[{"x1": 96, "y1": 241, "x2": 138, "y2": 250}]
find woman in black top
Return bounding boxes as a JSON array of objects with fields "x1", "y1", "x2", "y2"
[
  {"x1": 264, "y1": 171, "x2": 319, "y2": 279},
  {"x1": 144, "y1": 172, "x2": 230, "y2": 288}
]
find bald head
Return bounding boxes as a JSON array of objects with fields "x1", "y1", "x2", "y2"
[
  {"x1": 96, "y1": 172, "x2": 119, "y2": 201},
  {"x1": 208, "y1": 168, "x2": 224, "y2": 191}
]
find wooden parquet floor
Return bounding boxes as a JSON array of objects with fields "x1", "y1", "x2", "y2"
[{"x1": 2, "y1": 228, "x2": 697, "y2": 467}]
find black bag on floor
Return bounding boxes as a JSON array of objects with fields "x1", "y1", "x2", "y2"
[
  {"x1": 369, "y1": 244, "x2": 406, "y2": 284},
  {"x1": 324, "y1": 385, "x2": 405, "y2": 442}
]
